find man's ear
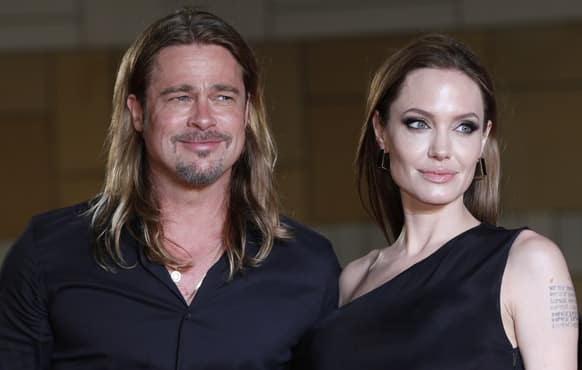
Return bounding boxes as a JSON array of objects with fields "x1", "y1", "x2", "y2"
[
  {"x1": 372, "y1": 111, "x2": 388, "y2": 152},
  {"x1": 244, "y1": 93, "x2": 250, "y2": 128},
  {"x1": 127, "y1": 94, "x2": 144, "y2": 132}
]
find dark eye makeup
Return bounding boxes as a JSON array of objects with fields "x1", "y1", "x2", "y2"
[
  {"x1": 401, "y1": 116, "x2": 481, "y2": 135},
  {"x1": 455, "y1": 121, "x2": 480, "y2": 134},
  {"x1": 402, "y1": 117, "x2": 429, "y2": 129}
]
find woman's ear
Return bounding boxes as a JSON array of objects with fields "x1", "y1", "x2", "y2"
[
  {"x1": 480, "y1": 120, "x2": 493, "y2": 156},
  {"x1": 372, "y1": 111, "x2": 388, "y2": 152}
]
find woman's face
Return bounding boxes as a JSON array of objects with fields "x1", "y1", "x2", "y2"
[{"x1": 373, "y1": 68, "x2": 491, "y2": 209}]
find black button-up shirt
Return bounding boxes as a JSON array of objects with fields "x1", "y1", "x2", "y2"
[{"x1": 0, "y1": 203, "x2": 340, "y2": 369}]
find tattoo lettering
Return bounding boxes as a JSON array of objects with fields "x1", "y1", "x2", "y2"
[{"x1": 549, "y1": 285, "x2": 578, "y2": 329}]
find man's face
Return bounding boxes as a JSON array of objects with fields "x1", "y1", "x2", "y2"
[{"x1": 127, "y1": 44, "x2": 247, "y2": 189}]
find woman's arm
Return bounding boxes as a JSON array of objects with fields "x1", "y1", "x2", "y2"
[{"x1": 502, "y1": 230, "x2": 578, "y2": 370}]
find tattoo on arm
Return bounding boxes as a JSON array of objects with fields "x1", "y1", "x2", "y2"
[{"x1": 549, "y1": 285, "x2": 578, "y2": 329}]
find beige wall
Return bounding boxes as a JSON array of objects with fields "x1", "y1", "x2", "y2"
[
  {"x1": 257, "y1": 23, "x2": 582, "y2": 224},
  {"x1": 0, "y1": 51, "x2": 119, "y2": 238},
  {"x1": 2, "y1": 22, "x2": 582, "y2": 299},
  {"x1": 2, "y1": 21, "x2": 582, "y2": 231}
]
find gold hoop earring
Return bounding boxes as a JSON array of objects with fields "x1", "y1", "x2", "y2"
[
  {"x1": 474, "y1": 157, "x2": 487, "y2": 180},
  {"x1": 377, "y1": 150, "x2": 390, "y2": 171}
]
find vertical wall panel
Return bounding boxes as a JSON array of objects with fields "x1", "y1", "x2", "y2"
[
  {"x1": 305, "y1": 36, "x2": 409, "y2": 98},
  {"x1": 52, "y1": 51, "x2": 116, "y2": 206},
  {"x1": 0, "y1": 117, "x2": 54, "y2": 237},
  {"x1": 276, "y1": 166, "x2": 308, "y2": 221},
  {"x1": 488, "y1": 24, "x2": 582, "y2": 86},
  {"x1": 500, "y1": 90, "x2": 582, "y2": 210},
  {"x1": 306, "y1": 102, "x2": 367, "y2": 224},
  {"x1": 52, "y1": 51, "x2": 113, "y2": 173},
  {"x1": 255, "y1": 43, "x2": 306, "y2": 164},
  {"x1": 0, "y1": 54, "x2": 49, "y2": 112}
]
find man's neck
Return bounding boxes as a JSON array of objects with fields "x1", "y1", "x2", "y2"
[{"x1": 152, "y1": 172, "x2": 230, "y2": 254}]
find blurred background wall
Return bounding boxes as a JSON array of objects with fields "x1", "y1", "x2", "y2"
[{"x1": 1, "y1": 0, "x2": 582, "y2": 303}]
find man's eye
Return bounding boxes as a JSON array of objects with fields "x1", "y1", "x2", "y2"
[{"x1": 172, "y1": 96, "x2": 190, "y2": 102}]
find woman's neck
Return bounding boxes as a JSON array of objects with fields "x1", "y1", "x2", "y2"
[{"x1": 396, "y1": 196, "x2": 480, "y2": 256}]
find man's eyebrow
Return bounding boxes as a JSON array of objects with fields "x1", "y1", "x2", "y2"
[
  {"x1": 159, "y1": 84, "x2": 242, "y2": 96},
  {"x1": 212, "y1": 84, "x2": 242, "y2": 95},
  {"x1": 159, "y1": 84, "x2": 194, "y2": 96}
]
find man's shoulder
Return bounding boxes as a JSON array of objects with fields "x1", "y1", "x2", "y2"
[
  {"x1": 280, "y1": 216, "x2": 331, "y2": 247},
  {"x1": 277, "y1": 216, "x2": 338, "y2": 266},
  {"x1": 25, "y1": 201, "x2": 92, "y2": 244},
  {"x1": 275, "y1": 216, "x2": 340, "y2": 303},
  {"x1": 2, "y1": 201, "x2": 94, "y2": 277}
]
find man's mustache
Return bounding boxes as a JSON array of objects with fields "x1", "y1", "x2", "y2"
[{"x1": 171, "y1": 131, "x2": 232, "y2": 143}]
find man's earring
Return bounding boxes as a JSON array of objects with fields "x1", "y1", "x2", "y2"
[
  {"x1": 377, "y1": 150, "x2": 390, "y2": 171},
  {"x1": 474, "y1": 157, "x2": 487, "y2": 180}
]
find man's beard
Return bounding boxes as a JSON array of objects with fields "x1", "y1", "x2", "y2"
[
  {"x1": 175, "y1": 156, "x2": 226, "y2": 187},
  {"x1": 172, "y1": 130, "x2": 232, "y2": 186}
]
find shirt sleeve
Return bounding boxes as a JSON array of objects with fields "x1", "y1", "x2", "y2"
[
  {"x1": 0, "y1": 221, "x2": 53, "y2": 370},
  {"x1": 317, "y1": 257, "x2": 341, "y2": 320},
  {"x1": 291, "y1": 243, "x2": 340, "y2": 370}
]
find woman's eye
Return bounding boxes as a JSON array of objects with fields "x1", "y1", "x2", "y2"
[
  {"x1": 455, "y1": 122, "x2": 478, "y2": 134},
  {"x1": 403, "y1": 118, "x2": 429, "y2": 129}
]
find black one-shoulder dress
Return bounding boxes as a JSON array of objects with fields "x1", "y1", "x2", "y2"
[{"x1": 308, "y1": 223, "x2": 525, "y2": 370}]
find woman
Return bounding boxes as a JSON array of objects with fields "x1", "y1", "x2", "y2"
[{"x1": 309, "y1": 34, "x2": 577, "y2": 369}]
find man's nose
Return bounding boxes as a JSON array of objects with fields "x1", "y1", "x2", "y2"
[{"x1": 187, "y1": 98, "x2": 216, "y2": 129}]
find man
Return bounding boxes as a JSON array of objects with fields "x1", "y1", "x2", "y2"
[{"x1": 0, "y1": 8, "x2": 340, "y2": 370}]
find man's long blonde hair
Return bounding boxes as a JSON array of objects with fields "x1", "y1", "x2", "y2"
[{"x1": 88, "y1": 8, "x2": 288, "y2": 277}]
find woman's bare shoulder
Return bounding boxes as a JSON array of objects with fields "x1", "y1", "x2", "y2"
[
  {"x1": 338, "y1": 249, "x2": 381, "y2": 306},
  {"x1": 508, "y1": 229, "x2": 568, "y2": 274}
]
